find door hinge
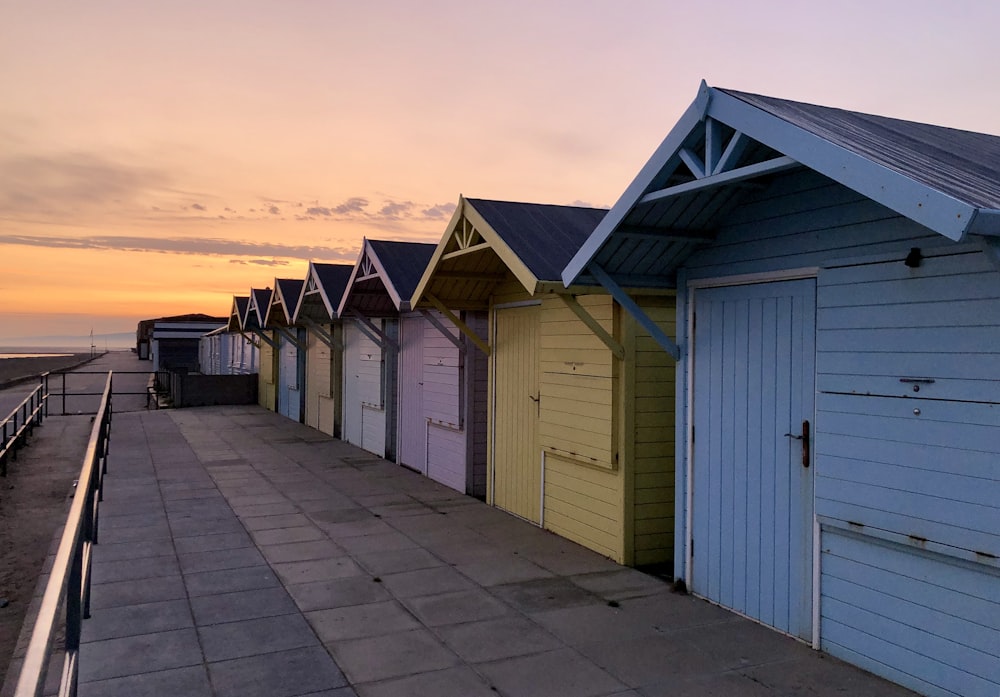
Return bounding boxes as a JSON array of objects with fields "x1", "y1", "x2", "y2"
[{"x1": 690, "y1": 538, "x2": 694, "y2": 557}]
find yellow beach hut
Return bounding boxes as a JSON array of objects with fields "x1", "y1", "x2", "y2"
[
  {"x1": 411, "y1": 197, "x2": 677, "y2": 567},
  {"x1": 244, "y1": 287, "x2": 278, "y2": 411}
]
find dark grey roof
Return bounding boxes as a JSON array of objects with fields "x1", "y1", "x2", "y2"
[
  {"x1": 275, "y1": 278, "x2": 304, "y2": 308},
  {"x1": 313, "y1": 263, "x2": 353, "y2": 303},
  {"x1": 722, "y1": 88, "x2": 1000, "y2": 209},
  {"x1": 367, "y1": 240, "x2": 436, "y2": 301},
  {"x1": 233, "y1": 297, "x2": 248, "y2": 317},
  {"x1": 468, "y1": 199, "x2": 607, "y2": 281}
]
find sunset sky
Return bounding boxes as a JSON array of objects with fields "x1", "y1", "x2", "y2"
[{"x1": 3, "y1": 1, "x2": 999, "y2": 344}]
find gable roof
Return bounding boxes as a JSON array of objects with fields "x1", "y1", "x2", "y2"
[
  {"x1": 245, "y1": 288, "x2": 273, "y2": 330},
  {"x1": 227, "y1": 296, "x2": 249, "y2": 331},
  {"x1": 563, "y1": 81, "x2": 1000, "y2": 287},
  {"x1": 265, "y1": 277, "x2": 304, "y2": 328},
  {"x1": 338, "y1": 239, "x2": 436, "y2": 316},
  {"x1": 411, "y1": 197, "x2": 607, "y2": 309},
  {"x1": 293, "y1": 262, "x2": 354, "y2": 323}
]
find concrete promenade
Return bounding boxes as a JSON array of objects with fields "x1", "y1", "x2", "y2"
[{"x1": 32, "y1": 406, "x2": 916, "y2": 696}]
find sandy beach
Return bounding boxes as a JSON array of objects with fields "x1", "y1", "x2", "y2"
[{"x1": 0, "y1": 354, "x2": 100, "y2": 389}]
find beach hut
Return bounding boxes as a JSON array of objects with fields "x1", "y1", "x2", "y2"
[
  {"x1": 224, "y1": 295, "x2": 258, "y2": 375},
  {"x1": 148, "y1": 314, "x2": 227, "y2": 372},
  {"x1": 337, "y1": 239, "x2": 436, "y2": 462},
  {"x1": 292, "y1": 262, "x2": 354, "y2": 437},
  {"x1": 411, "y1": 198, "x2": 676, "y2": 566},
  {"x1": 245, "y1": 287, "x2": 277, "y2": 410},
  {"x1": 199, "y1": 326, "x2": 225, "y2": 374},
  {"x1": 562, "y1": 81, "x2": 1000, "y2": 696},
  {"x1": 266, "y1": 277, "x2": 306, "y2": 423}
]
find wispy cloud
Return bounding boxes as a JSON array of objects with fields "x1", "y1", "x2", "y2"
[
  {"x1": 0, "y1": 233, "x2": 356, "y2": 262},
  {"x1": 334, "y1": 197, "x2": 368, "y2": 215},
  {"x1": 422, "y1": 202, "x2": 457, "y2": 219},
  {"x1": 0, "y1": 151, "x2": 173, "y2": 215}
]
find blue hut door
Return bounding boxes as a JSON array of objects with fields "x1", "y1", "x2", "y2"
[{"x1": 690, "y1": 278, "x2": 816, "y2": 641}]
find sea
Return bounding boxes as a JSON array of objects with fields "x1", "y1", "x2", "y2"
[{"x1": 0, "y1": 346, "x2": 101, "y2": 360}]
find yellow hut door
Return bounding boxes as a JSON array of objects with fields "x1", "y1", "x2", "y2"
[{"x1": 493, "y1": 304, "x2": 541, "y2": 523}]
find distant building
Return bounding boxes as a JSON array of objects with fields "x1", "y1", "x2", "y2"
[{"x1": 136, "y1": 314, "x2": 227, "y2": 371}]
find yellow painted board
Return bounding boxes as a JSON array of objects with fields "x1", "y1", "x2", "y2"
[{"x1": 543, "y1": 461, "x2": 620, "y2": 496}]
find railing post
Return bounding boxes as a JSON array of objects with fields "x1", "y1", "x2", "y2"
[
  {"x1": 11, "y1": 412, "x2": 18, "y2": 461},
  {"x1": 62, "y1": 372, "x2": 67, "y2": 416}
]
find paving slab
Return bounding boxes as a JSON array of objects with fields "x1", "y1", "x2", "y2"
[{"x1": 46, "y1": 406, "x2": 917, "y2": 697}]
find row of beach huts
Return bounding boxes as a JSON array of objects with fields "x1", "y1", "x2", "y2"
[{"x1": 144, "y1": 84, "x2": 1000, "y2": 697}]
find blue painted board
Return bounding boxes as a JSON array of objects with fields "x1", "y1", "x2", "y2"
[{"x1": 691, "y1": 279, "x2": 815, "y2": 640}]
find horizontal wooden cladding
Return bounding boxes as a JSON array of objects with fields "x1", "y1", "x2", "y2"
[
  {"x1": 816, "y1": 391, "x2": 1000, "y2": 558},
  {"x1": 544, "y1": 454, "x2": 621, "y2": 561},
  {"x1": 817, "y1": 249, "x2": 1000, "y2": 404},
  {"x1": 821, "y1": 529, "x2": 999, "y2": 697},
  {"x1": 427, "y1": 423, "x2": 465, "y2": 492},
  {"x1": 684, "y1": 170, "x2": 943, "y2": 279},
  {"x1": 629, "y1": 296, "x2": 676, "y2": 566},
  {"x1": 316, "y1": 396, "x2": 336, "y2": 436}
]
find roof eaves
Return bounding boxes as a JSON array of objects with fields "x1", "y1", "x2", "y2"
[
  {"x1": 336, "y1": 240, "x2": 372, "y2": 318},
  {"x1": 561, "y1": 84, "x2": 709, "y2": 286},
  {"x1": 410, "y1": 199, "x2": 466, "y2": 308},
  {"x1": 365, "y1": 240, "x2": 406, "y2": 311}
]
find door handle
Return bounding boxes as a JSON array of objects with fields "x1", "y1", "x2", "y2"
[
  {"x1": 528, "y1": 393, "x2": 540, "y2": 415},
  {"x1": 784, "y1": 420, "x2": 810, "y2": 468}
]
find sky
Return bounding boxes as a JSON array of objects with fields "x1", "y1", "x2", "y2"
[{"x1": 2, "y1": 0, "x2": 999, "y2": 345}]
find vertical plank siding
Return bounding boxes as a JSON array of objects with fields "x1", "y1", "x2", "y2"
[
  {"x1": 304, "y1": 325, "x2": 336, "y2": 435},
  {"x1": 492, "y1": 303, "x2": 541, "y2": 523},
  {"x1": 397, "y1": 314, "x2": 426, "y2": 471},
  {"x1": 278, "y1": 332, "x2": 300, "y2": 421},
  {"x1": 257, "y1": 336, "x2": 276, "y2": 411},
  {"x1": 342, "y1": 323, "x2": 363, "y2": 447}
]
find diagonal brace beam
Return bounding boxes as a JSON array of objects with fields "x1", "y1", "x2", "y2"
[
  {"x1": 588, "y1": 264, "x2": 680, "y2": 360},
  {"x1": 301, "y1": 318, "x2": 343, "y2": 351},
  {"x1": 554, "y1": 293, "x2": 625, "y2": 360},
  {"x1": 426, "y1": 294, "x2": 490, "y2": 356},
  {"x1": 419, "y1": 310, "x2": 465, "y2": 352},
  {"x1": 249, "y1": 329, "x2": 278, "y2": 350},
  {"x1": 639, "y1": 155, "x2": 798, "y2": 206},
  {"x1": 348, "y1": 310, "x2": 398, "y2": 351},
  {"x1": 276, "y1": 327, "x2": 305, "y2": 351}
]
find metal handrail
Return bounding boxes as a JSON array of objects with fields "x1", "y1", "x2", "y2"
[
  {"x1": 0, "y1": 378, "x2": 48, "y2": 476},
  {"x1": 41, "y1": 370, "x2": 153, "y2": 415},
  {"x1": 13, "y1": 372, "x2": 113, "y2": 697}
]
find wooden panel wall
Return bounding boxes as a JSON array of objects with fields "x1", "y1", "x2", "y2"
[
  {"x1": 627, "y1": 297, "x2": 676, "y2": 567},
  {"x1": 468, "y1": 312, "x2": 489, "y2": 498},
  {"x1": 815, "y1": 248, "x2": 1000, "y2": 561},
  {"x1": 538, "y1": 294, "x2": 622, "y2": 561},
  {"x1": 304, "y1": 327, "x2": 333, "y2": 434},
  {"x1": 423, "y1": 314, "x2": 461, "y2": 427},
  {"x1": 684, "y1": 170, "x2": 944, "y2": 281},
  {"x1": 257, "y1": 336, "x2": 276, "y2": 411},
  {"x1": 822, "y1": 529, "x2": 1000, "y2": 697}
]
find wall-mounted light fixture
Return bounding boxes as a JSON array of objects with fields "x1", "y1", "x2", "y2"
[{"x1": 904, "y1": 247, "x2": 923, "y2": 268}]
